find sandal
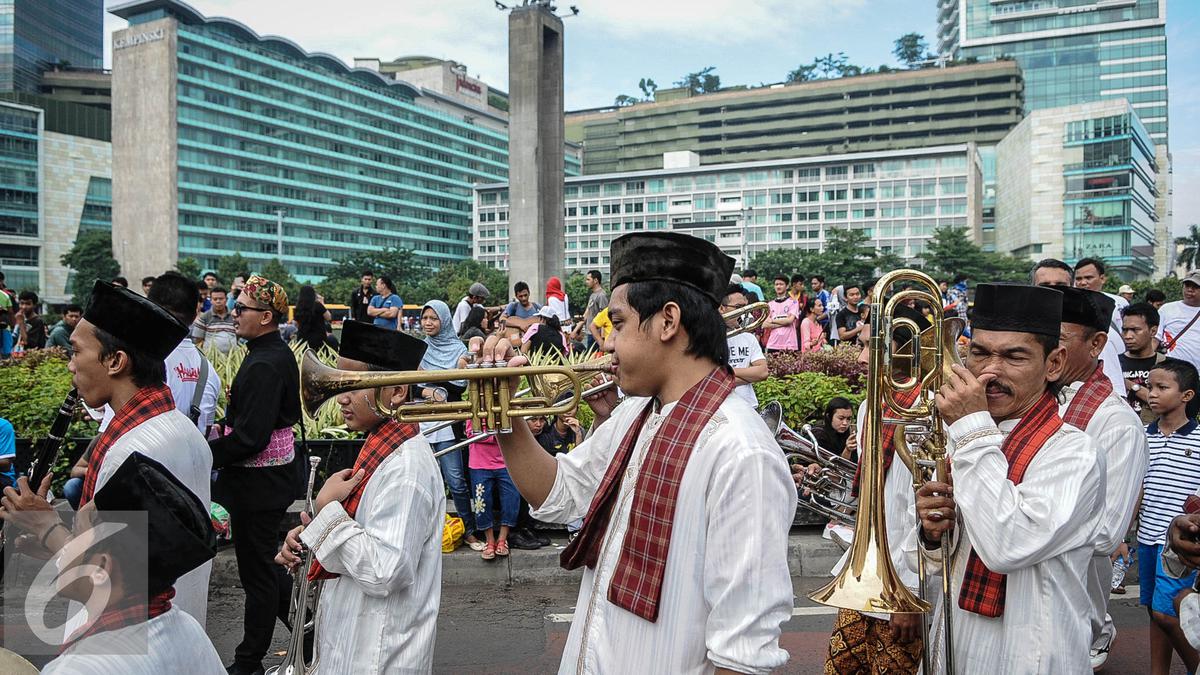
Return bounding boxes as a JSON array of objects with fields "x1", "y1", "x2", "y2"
[
  {"x1": 495, "y1": 540, "x2": 510, "y2": 557},
  {"x1": 467, "y1": 536, "x2": 486, "y2": 552},
  {"x1": 481, "y1": 543, "x2": 496, "y2": 561}
]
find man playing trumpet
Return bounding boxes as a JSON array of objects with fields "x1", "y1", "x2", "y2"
[
  {"x1": 275, "y1": 321, "x2": 445, "y2": 673},
  {"x1": 912, "y1": 283, "x2": 1104, "y2": 673},
  {"x1": 475, "y1": 232, "x2": 797, "y2": 673}
]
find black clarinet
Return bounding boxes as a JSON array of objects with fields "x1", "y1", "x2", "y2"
[{"x1": 27, "y1": 388, "x2": 80, "y2": 490}]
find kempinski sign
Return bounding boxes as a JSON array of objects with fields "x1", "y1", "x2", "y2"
[{"x1": 114, "y1": 28, "x2": 165, "y2": 50}]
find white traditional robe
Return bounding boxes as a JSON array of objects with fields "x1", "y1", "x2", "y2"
[
  {"x1": 80, "y1": 410, "x2": 213, "y2": 627},
  {"x1": 299, "y1": 434, "x2": 445, "y2": 675},
  {"x1": 530, "y1": 394, "x2": 796, "y2": 674},
  {"x1": 903, "y1": 410, "x2": 1104, "y2": 674},
  {"x1": 1058, "y1": 377, "x2": 1148, "y2": 644},
  {"x1": 43, "y1": 606, "x2": 223, "y2": 674}
]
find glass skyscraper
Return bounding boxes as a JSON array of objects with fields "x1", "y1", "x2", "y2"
[
  {"x1": 0, "y1": 0, "x2": 105, "y2": 93},
  {"x1": 938, "y1": 0, "x2": 1167, "y2": 143},
  {"x1": 109, "y1": 0, "x2": 579, "y2": 283}
]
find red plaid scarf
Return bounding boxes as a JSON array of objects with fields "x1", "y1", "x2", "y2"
[
  {"x1": 1062, "y1": 361, "x2": 1113, "y2": 430},
  {"x1": 81, "y1": 384, "x2": 176, "y2": 505},
  {"x1": 561, "y1": 367, "x2": 735, "y2": 622},
  {"x1": 308, "y1": 419, "x2": 419, "y2": 581},
  {"x1": 851, "y1": 384, "x2": 923, "y2": 497},
  {"x1": 957, "y1": 390, "x2": 1062, "y2": 617},
  {"x1": 61, "y1": 588, "x2": 174, "y2": 654}
]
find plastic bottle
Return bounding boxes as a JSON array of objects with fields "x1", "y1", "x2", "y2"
[{"x1": 1111, "y1": 553, "x2": 1130, "y2": 590}]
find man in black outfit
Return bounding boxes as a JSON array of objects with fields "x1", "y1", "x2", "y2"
[
  {"x1": 349, "y1": 270, "x2": 375, "y2": 323},
  {"x1": 210, "y1": 274, "x2": 301, "y2": 675}
]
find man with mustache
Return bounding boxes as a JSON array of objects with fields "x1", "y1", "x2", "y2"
[
  {"x1": 912, "y1": 283, "x2": 1105, "y2": 673},
  {"x1": 476, "y1": 232, "x2": 797, "y2": 673},
  {"x1": 1055, "y1": 287, "x2": 1148, "y2": 669}
]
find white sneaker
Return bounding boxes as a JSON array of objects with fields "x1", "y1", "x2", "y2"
[
  {"x1": 1090, "y1": 626, "x2": 1114, "y2": 671},
  {"x1": 822, "y1": 522, "x2": 835, "y2": 540},
  {"x1": 830, "y1": 524, "x2": 854, "y2": 551}
]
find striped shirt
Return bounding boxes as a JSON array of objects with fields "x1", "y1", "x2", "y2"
[{"x1": 1138, "y1": 419, "x2": 1200, "y2": 545}]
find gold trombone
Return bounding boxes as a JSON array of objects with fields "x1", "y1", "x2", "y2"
[{"x1": 807, "y1": 269, "x2": 962, "y2": 674}]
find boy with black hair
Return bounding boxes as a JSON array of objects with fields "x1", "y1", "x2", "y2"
[
  {"x1": 1123, "y1": 302, "x2": 1166, "y2": 423},
  {"x1": 1138, "y1": 357, "x2": 1200, "y2": 675},
  {"x1": 16, "y1": 290, "x2": 46, "y2": 349}
]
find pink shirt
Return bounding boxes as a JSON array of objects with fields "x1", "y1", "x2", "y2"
[
  {"x1": 800, "y1": 317, "x2": 826, "y2": 353},
  {"x1": 465, "y1": 420, "x2": 506, "y2": 470},
  {"x1": 765, "y1": 297, "x2": 799, "y2": 351}
]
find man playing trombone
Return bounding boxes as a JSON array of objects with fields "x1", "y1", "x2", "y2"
[
  {"x1": 912, "y1": 283, "x2": 1104, "y2": 673},
  {"x1": 276, "y1": 321, "x2": 445, "y2": 673},
  {"x1": 476, "y1": 232, "x2": 797, "y2": 673}
]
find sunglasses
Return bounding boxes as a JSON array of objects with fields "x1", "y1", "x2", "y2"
[{"x1": 232, "y1": 302, "x2": 268, "y2": 315}]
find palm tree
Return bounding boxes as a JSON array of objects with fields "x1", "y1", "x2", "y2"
[{"x1": 1177, "y1": 224, "x2": 1200, "y2": 271}]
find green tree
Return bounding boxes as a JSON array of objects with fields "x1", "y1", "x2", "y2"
[
  {"x1": 215, "y1": 253, "x2": 251, "y2": 287},
  {"x1": 921, "y1": 226, "x2": 1032, "y2": 283},
  {"x1": 564, "y1": 272, "x2": 590, "y2": 316},
  {"x1": 814, "y1": 52, "x2": 850, "y2": 79},
  {"x1": 638, "y1": 77, "x2": 658, "y2": 100},
  {"x1": 175, "y1": 256, "x2": 202, "y2": 281},
  {"x1": 259, "y1": 258, "x2": 300, "y2": 303},
  {"x1": 614, "y1": 94, "x2": 639, "y2": 107},
  {"x1": 893, "y1": 32, "x2": 930, "y2": 68},
  {"x1": 819, "y1": 228, "x2": 885, "y2": 284},
  {"x1": 786, "y1": 63, "x2": 817, "y2": 83},
  {"x1": 322, "y1": 246, "x2": 431, "y2": 302},
  {"x1": 60, "y1": 230, "x2": 121, "y2": 306},
  {"x1": 675, "y1": 66, "x2": 720, "y2": 95},
  {"x1": 408, "y1": 259, "x2": 508, "y2": 308},
  {"x1": 1176, "y1": 224, "x2": 1200, "y2": 272},
  {"x1": 748, "y1": 248, "x2": 822, "y2": 284}
]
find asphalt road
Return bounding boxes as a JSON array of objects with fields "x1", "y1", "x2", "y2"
[{"x1": 200, "y1": 578, "x2": 1184, "y2": 674}]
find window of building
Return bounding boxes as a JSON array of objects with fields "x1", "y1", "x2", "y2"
[
  {"x1": 824, "y1": 189, "x2": 847, "y2": 201},
  {"x1": 826, "y1": 166, "x2": 848, "y2": 180},
  {"x1": 797, "y1": 167, "x2": 821, "y2": 183},
  {"x1": 771, "y1": 192, "x2": 793, "y2": 204},
  {"x1": 852, "y1": 187, "x2": 876, "y2": 200}
]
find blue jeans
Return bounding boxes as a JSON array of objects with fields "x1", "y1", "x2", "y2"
[
  {"x1": 434, "y1": 440, "x2": 476, "y2": 534},
  {"x1": 469, "y1": 467, "x2": 520, "y2": 532},
  {"x1": 62, "y1": 477, "x2": 83, "y2": 511}
]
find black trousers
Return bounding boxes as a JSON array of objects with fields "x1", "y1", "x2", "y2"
[{"x1": 230, "y1": 505, "x2": 292, "y2": 669}]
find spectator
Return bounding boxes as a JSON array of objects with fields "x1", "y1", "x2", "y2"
[
  {"x1": 1137, "y1": 358, "x2": 1200, "y2": 674},
  {"x1": 583, "y1": 270, "x2": 608, "y2": 348},
  {"x1": 789, "y1": 273, "x2": 807, "y2": 306},
  {"x1": 764, "y1": 275, "x2": 800, "y2": 353},
  {"x1": 501, "y1": 281, "x2": 541, "y2": 336},
  {"x1": 811, "y1": 275, "x2": 831, "y2": 335},
  {"x1": 812, "y1": 396, "x2": 857, "y2": 462},
  {"x1": 202, "y1": 271, "x2": 219, "y2": 289},
  {"x1": 938, "y1": 279, "x2": 949, "y2": 305},
  {"x1": 1159, "y1": 271, "x2": 1200, "y2": 371},
  {"x1": 111, "y1": 276, "x2": 128, "y2": 288},
  {"x1": 1075, "y1": 256, "x2": 1128, "y2": 354},
  {"x1": 590, "y1": 306, "x2": 612, "y2": 346},
  {"x1": 741, "y1": 268, "x2": 765, "y2": 302},
  {"x1": 15, "y1": 290, "x2": 46, "y2": 349},
  {"x1": 543, "y1": 277, "x2": 571, "y2": 333},
  {"x1": 826, "y1": 285, "x2": 845, "y2": 344},
  {"x1": 145, "y1": 271, "x2": 221, "y2": 434},
  {"x1": 0, "y1": 271, "x2": 14, "y2": 304},
  {"x1": 800, "y1": 297, "x2": 827, "y2": 353},
  {"x1": 367, "y1": 276, "x2": 403, "y2": 330},
  {"x1": 1034, "y1": 257, "x2": 1127, "y2": 397},
  {"x1": 722, "y1": 285, "x2": 767, "y2": 406},
  {"x1": 47, "y1": 304, "x2": 83, "y2": 354},
  {"x1": 1146, "y1": 288, "x2": 1167, "y2": 310},
  {"x1": 1119, "y1": 284, "x2": 1136, "y2": 304},
  {"x1": 418, "y1": 300, "x2": 482, "y2": 551},
  {"x1": 293, "y1": 285, "x2": 334, "y2": 352},
  {"x1": 196, "y1": 280, "x2": 212, "y2": 313},
  {"x1": 466, "y1": 419, "x2": 520, "y2": 560},
  {"x1": 458, "y1": 305, "x2": 489, "y2": 342},
  {"x1": 835, "y1": 284, "x2": 866, "y2": 344},
  {"x1": 228, "y1": 274, "x2": 247, "y2": 312},
  {"x1": 350, "y1": 271, "x2": 375, "y2": 323},
  {"x1": 529, "y1": 413, "x2": 585, "y2": 457},
  {"x1": 452, "y1": 282, "x2": 491, "y2": 334},
  {"x1": 523, "y1": 306, "x2": 566, "y2": 357},
  {"x1": 945, "y1": 273, "x2": 969, "y2": 327},
  {"x1": 192, "y1": 286, "x2": 237, "y2": 353},
  {"x1": 1122, "y1": 303, "x2": 1165, "y2": 425},
  {"x1": 141, "y1": 276, "x2": 155, "y2": 295}
]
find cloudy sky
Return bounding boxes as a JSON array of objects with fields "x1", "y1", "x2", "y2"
[{"x1": 103, "y1": 0, "x2": 1198, "y2": 237}]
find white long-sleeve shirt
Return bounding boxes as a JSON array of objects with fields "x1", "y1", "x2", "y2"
[
  {"x1": 44, "y1": 607, "x2": 223, "y2": 674},
  {"x1": 531, "y1": 394, "x2": 796, "y2": 674},
  {"x1": 904, "y1": 410, "x2": 1104, "y2": 674},
  {"x1": 99, "y1": 338, "x2": 221, "y2": 432},
  {"x1": 300, "y1": 435, "x2": 445, "y2": 675}
]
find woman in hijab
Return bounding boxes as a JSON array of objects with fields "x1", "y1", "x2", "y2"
[
  {"x1": 419, "y1": 300, "x2": 483, "y2": 549},
  {"x1": 544, "y1": 276, "x2": 571, "y2": 333}
]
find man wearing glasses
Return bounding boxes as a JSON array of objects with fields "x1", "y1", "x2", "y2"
[
  {"x1": 210, "y1": 274, "x2": 302, "y2": 675},
  {"x1": 723, "y1": 284, "x2": 768, "y2": 406}
]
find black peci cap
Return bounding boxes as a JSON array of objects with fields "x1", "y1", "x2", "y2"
[
  {"x1": 609, "y1": 232, "x2": 735, "y2": 306},
  {"x1": 83, "y1": 280, "x2": 188, "y2": 359},
  {"x1": 969, "y1": 283, "x2": 1063, "y2": 337},
  {"x1": 1059, "y1": 287, "x2": 1115, "y2": 333}
]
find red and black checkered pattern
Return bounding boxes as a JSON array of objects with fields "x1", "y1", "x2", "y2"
[
  {"x1": 308, "y1": 419, "x2": 419, "y2": 581},
  {"x1": 851, "y1": 384, "x2": 924, "y2": 497},
  {"x1": 561, "y1": 367, "x2": 735, "y2": 622},
  {"x1": 61, "y1": 588, "x2": 174, "y2": 654},
  {"x1": 1062, "y1": 362, "x2": 1113, "y2": 430},
  {"x1": 957, "y1": 390, "x2": 1062, "y2": 617},
  {"x1": 80, "y1": 384, "x2": 176, "y2": 506}
]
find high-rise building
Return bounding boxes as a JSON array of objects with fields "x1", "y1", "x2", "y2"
[
  {"x1": 937, "y1": 0, "x2": 1167, "y2": 142},
  {"x1": 566, "y1": 61, "x2": 1023, "y2": 175},
  {"x1": 996, "y1": 99, "x2": 1157, "y2": 278},
  {"x1": 108, "y1": 0, "x2": 579, "y2": 284},
  {"x1": 0, "y1": 0, "x2": 105, "y2": 93},
  {"x1": 475, "y1": 146, "x2": 983, "y2": 276},
  {"x1": 0, "y1": 97, "x2": 111, "y2": 303}
]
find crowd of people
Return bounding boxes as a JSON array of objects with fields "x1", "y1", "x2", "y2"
[{"x1": 5, "y1": 235, "x2": 1200, "y2": 674}]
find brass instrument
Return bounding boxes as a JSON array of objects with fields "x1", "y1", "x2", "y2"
[
  {"x1": 727, "y1": 300, "x2": 770, "y2": 337},
  {"x1": 270, "y1": 455, "x2": 323, "y2": 675},
  {"x1": 758, "y1": 401, "x2": 857, "y2": 525}
]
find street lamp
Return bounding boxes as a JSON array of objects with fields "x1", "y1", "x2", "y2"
[{"x1": 739, "y1": 206, "x2": 754, "y2": 268}]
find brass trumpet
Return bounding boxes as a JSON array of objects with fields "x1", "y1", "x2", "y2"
[{"x1": 758, "y1": 401, "x2": 857, "y2": 525}]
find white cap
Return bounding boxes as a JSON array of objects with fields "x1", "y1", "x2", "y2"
[
  {"x1": 537, "y1": 306, "x2": 556, "y2": 318},
  {"x1": 1118, "y1": 284, "x2": 1134, "y2": 295}
]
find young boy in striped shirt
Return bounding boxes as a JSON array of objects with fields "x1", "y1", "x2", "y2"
[{"x1": 1139, "y1": 357, "x2": 1200, "y2": 675}]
